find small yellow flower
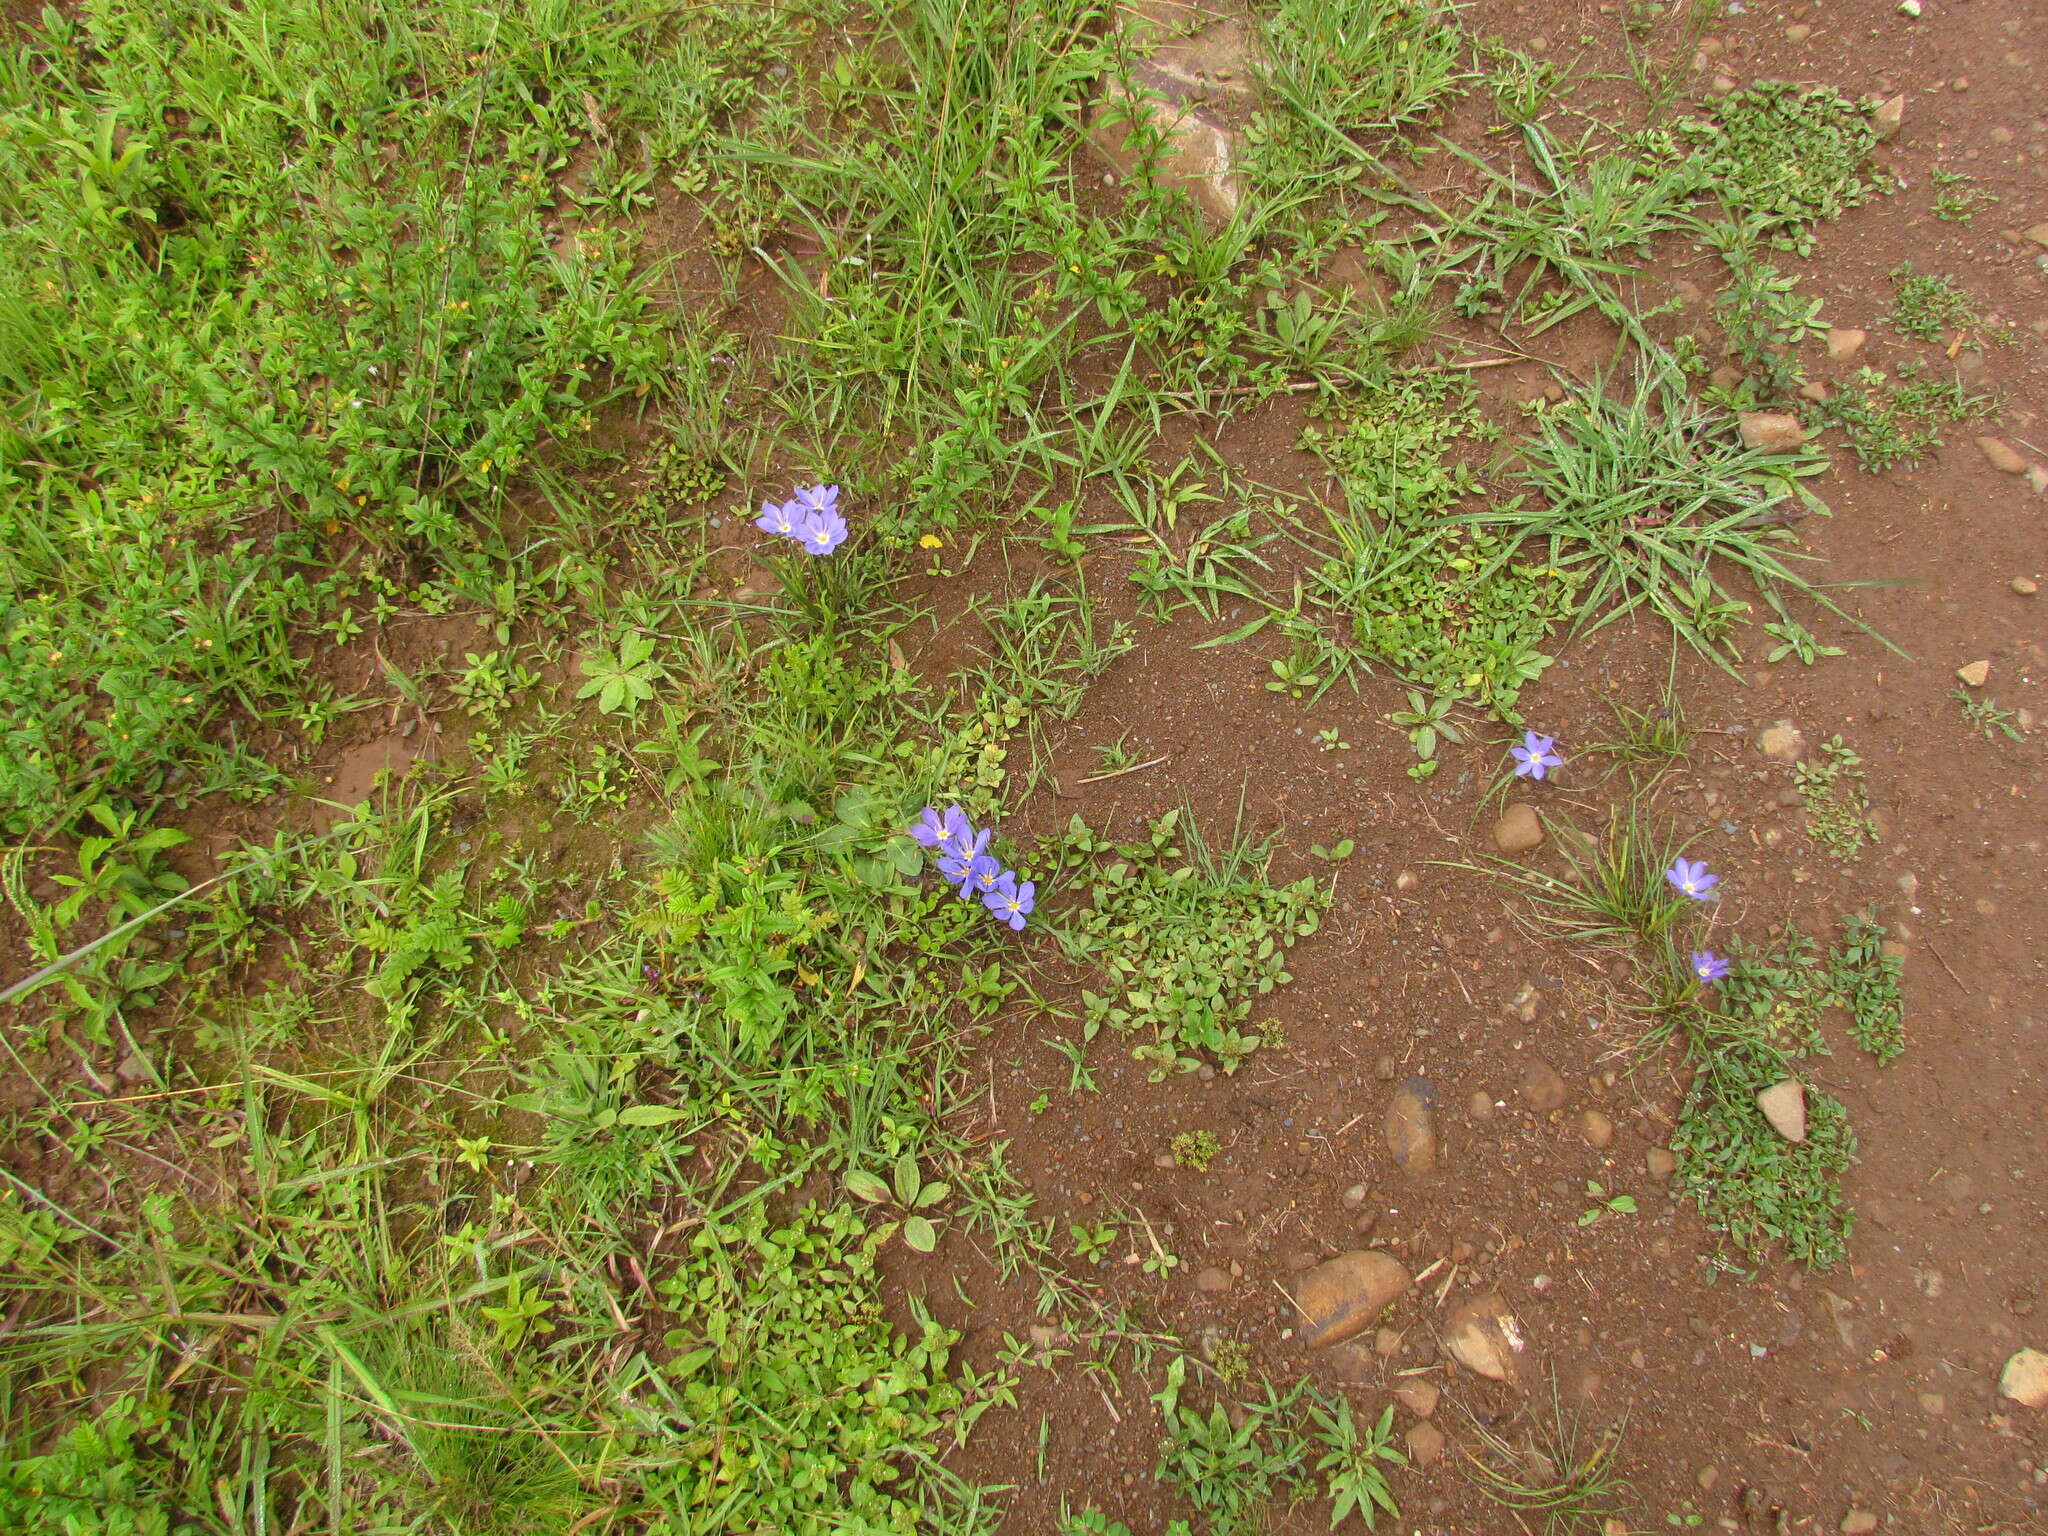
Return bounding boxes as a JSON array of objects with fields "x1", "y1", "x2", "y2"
[{"x1": 918, "y1": 534, "x2": 943, "y2": 550}]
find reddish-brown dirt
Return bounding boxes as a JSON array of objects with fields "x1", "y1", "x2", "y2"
[{"x1": 910, "y1": 3, "x2": 2048, "y2": 1533}]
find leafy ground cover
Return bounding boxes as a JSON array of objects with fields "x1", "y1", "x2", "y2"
[{"x1": 2, "y1": 0, "x2": 2042, "y2": 1532}]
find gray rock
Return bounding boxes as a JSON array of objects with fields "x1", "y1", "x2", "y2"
[{"x1": 1296, "y1": 1250, "x2": 1412, "y2": 1348}]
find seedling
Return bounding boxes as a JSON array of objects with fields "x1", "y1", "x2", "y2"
[
  {"x1": 844, "y1": 1151, "x2": 952, "y2": 1253},
  {"x1": 1578, "y1": 1181, "x2": 1637, "y2": 1226},
  {"x1": 1171, "y1": 1129, "x2": 1220, "y2": 1171}
]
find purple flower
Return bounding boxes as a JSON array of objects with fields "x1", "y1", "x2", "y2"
[
  {"x1": 984, "y1": 873, "x2": 1035, "y2": 931},
  {"x1": 755, "y1": 498, "x2": 803, "y2": 539},
  {"x1": 1666, "y1": 857, "x2": 1719, "y2": 899},
  {"x1": 795, "y1": 506, "x2": 849, "y2": 556},
  {"x1": 966, "y1": 857, "x2": 1008, "y2": 898},
  {"x1": 1510, "y1": 731, "x2": 1563, "y2": 781},
  {"x1": 792, "y1": 484, "x2": 840, "y2": 515},
  {"x1": 1691, "y1": 950, "x2": 1730, "y2": 984},
  {"x1": 910, "y1": 804, "x2": 972, "y2": 854},
  {"x1": 937, "y1": 827, "x2": 991, "y2": 893}
]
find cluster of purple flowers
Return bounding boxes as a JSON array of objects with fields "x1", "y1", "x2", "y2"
[
  {"x1": 1512, "y1": 729, "x2": 1735, "y2": 988},
  {"x1": 910, "y1": 804, "x2": 1035, "y2": 931},
  {"x1": 755, "y1": 483, "x2": 848, "y2": 556}
]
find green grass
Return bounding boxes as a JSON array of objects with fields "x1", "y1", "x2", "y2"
[{"x1": 0, "y1": 0, "x2": 1946, "y2": 1521}]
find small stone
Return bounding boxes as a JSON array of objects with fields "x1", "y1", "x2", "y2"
[
  {"x1": 1375, "y1": 1327, "x2": 1404, "y2": 1357},
  {"x1": 1872, "y1": 94, "x2": 1906, "y2": 140},
  {"x1": 1709, "y1": 363, "x2": 1744, "y2": 392},
  {"x1": 1519, "y1": 1058, "x2": 1568, "y2": 1113},
  {"x1": 1738, "y1": 412, "x2": 1805, "y2": 452},
  {"x1": 1386, "y1": 1077, "x2": 1438, "y2": 1176},
  {"x1": 1493, "y1": 803, "x2": 1544, "y2": 856},
  {"x1": 1798, "y1": 381, "x2": 1829, "y2": 403},
  {"x1": 1444, "y1": 1293, "x2": 1528, "y2": 1384},
  {"x1": 1840, "y1": 1514, "x2": 1879, "y2": 1536},
  {"x1": 1647, "y1": 1147, "x2": 1678, "y2": 1179},
  {"x1": 2014, "y1": 577, "x2": 2039, "y2": 596},
  {"x1": 2000, "y1": 1347, "x2": 2048, "y2": 1408},
  {"x1": 1698, "y1": 1466, "x2": 1720, "y2": 1491},
  {"x1": 1509, "y1": 982, "x2": 1543, "y2": 1023},
  {"x1": 1195, "y1": 1266, "x2": 1232, "y2": 1293},
  {"x1": 1343, "y1": 1182, "x2": 1370, "y2": 1209},
  {"x1": 1394, "y1": 1378, "x2": 1441, "y2": 1418},
  {"x1": 1467, "y1": 1088, "x2": 1496, "y2": 1122},
  {"x1": 1826, "y1": 328, "x2": 1867, "y2": 360},
  {"x1": 2028, "y1": 223, "x2": 2048, "y2": 250},
  {"x1": 1758, "y1": 720, "x2": 1805, "y2": 761},
  {"x1": 1395, "y1": 869, "x2": 1417, "y2": 891},
  {"x1": 1297, "y1": 1250, "x2": 1413, "y2": 1348},
  {"x1": 1977, "y1": 436, "x2": 2029, "y2": 474},
  {"x1": 1709, "y1": 73, "x2": 1737, "y2": 96},
  {"x1": 1785, "y1": 22, "x2": 1811, "y2": 41},
  {"x1": 1957, "y1": 659, "x2": 1992, "y2": 688},
  {"x1": 2031, "y1": 467, "x2": 2048, "y2": 496},
  {"x1": 1154, "y1": 1152, "x2": 1178, "y2": 1169},
  {"x1": 1580, "y1": 1110, "x2": 1615, "y2": 1150},
  {"x1": 1917, "y1": 1391, "x2": 1947, "y2": 1417},
  {"x1": 1756, "y1": 1079, "x2": 1808, "y2": 1143},
  {"x1": 1406, "y1": 1420, "x2": 1447, "y2": 1467},
  {"x1": 1374, "y1": 1053, "x2": 1397, "y2": 1081}
]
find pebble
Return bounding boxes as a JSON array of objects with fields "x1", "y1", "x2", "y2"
[
  {"x1": 1580, "y1": 1110, "x2": 1615, "y2": 1150},
  {"x1": 1957, "y1": 659, "x2": 1992, "y2": 688},
  {"x1": 2015, "y1": 577, "x2": 2040, "y2": 596},
  {"x1": 1872, "y1": 93, "x2": 1906, "y2": 140},
  {"x1": 1698, "y1": 1466, "x2": 1721, "y2": 1490},
  {"x1": 1374, "y1": 1053, "x2": 1397, "y2": 1081},
  {"x1": 1395, "y1": 869, "x2": 1417, "y2": 891},
  {"x1": 1738, "y1": 411, "x2": 1805, "y2": 452},
  {"x1": 1785, "y1": 22, "x2": 1811, "y2": 40},
  {"x1": 1467, "y1": 1088, "x2": 1496, "y2": 1122},
  {"x1": 1756, "y1": 1079, "x2": 1808, "y2": 1143},
  {"x1": 1375, "y1": 1327, "x2": 1404, "y2": 1357},
  {"x1": 1406, "y1": 1420, "x2": 1447, "y2": 1468},
  {"x1": 1297, "y1": 1250, "x2": 1412, "y2": 1348},
  {"x1": 1386, "y1": 1077, "x2": 1438, "y2": 1176},
  {"x1": 1195, "y1": 1266, "x2": 1232, "y2": 1293},
  {"x1": 1343, "y1": 1182, "x2": 1370, "y2": 1209},
  {"x1": 1520, "y1": 1057, "x2": 1568, "y2": 1113},
  {"x1": 2029, "y1": 223, "x2": 2048, "y2": 250},
  {"x1": 1840, "y1": 1514, "x2": 1880, "y2": 1536},
  {"x1": 1493, "y1": 803, "x2": 1545, "y2": 856},
  {"x1": 1394, "y1": 1379, "x2": 1441, "y2": 1418},
  {"x1": 1647, "y1": 1146, "x2": 1678, "y2": 1179},
  {"x1": 1709, "y1": 73, "x2": 1737, "y2": 96},
  {"x1": 1154, "y1": 1152, "x2": 1178, "y2": 1169},
  {"x1": 2000, "y1": 1347, "x2": 2048, "y2": 1408},
  {"x1": 1826, "y1": 328, "x2": 1867, "y2": 360},
  {"x1": 1977, "y1": 436, "x2": 2029, "y2": 474}
]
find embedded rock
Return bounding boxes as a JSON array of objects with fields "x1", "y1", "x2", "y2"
[
  {"x1": 1296, "y1": 1250, "x2": 1413, "y2": 1349},
  {"x1": 1999, "y1": 1347, "x2": 2048, "y2": 1408},
  {"x1": 1738, "y1": 412, "x2": 1805, "y2": 452},
  {"x1": 1385, "y1": 1076, "x2": 1438, "y2": 1176},
  {"x1": 1756, "y1": 1079, "x2": 1808, "y2": 1143},
  {"x1": 1444, "y1": 1293, "x2": 1529, "y2": 1384},
  {"x1": 1977, "y1": 436, "x2": 2029, "y2": 475},
  {"x1": 1494, "y1": 803, "x2": 1545, "y2": 856},
  {"x1": 1519, "y1": 1058, "x2": 1568, "y2": 1113}
]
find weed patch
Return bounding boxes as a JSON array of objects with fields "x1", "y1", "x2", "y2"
[
  {"x1": 1048, "y1": 810, "x2": 1328, "y2": 1080},
  {"x1": 1676, "y1": 83, "x2": 1887, "y2": 250}
]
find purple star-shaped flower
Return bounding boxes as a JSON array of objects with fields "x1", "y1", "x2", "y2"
[
  {"x1": 792, "y1": 484, "x2": 840, "y2": 515},
  {"x1": 795, "y1": 506, "x2": 849, "y2": 556},
  {"x1": 1691, "y1": 950, "x2": 1730, "y2": 984},
  {"x1": 754, "y1": 498, "x2": 803, "y2": 539},
  {"x1": 983, "y1": 872, "x2": 1035, "y2": 931},
  {"x1": 937, "y1": 827, "x2": 992, "y2": 894},
  {"x1": 1510, "y1": 731, "x2": 1563, "y2": 781},
  {"x1": 1666, "y1": 857, "x2": 1719, "y2": 900},
  {"x1": 910, "y1": 804, "x2": 973, "y2": 854}
]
